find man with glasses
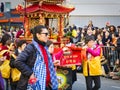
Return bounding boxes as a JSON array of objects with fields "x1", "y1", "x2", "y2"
[{"x1": 14, "y1": 25, "x2": 58, "y2": 90}]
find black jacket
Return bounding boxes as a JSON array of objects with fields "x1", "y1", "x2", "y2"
[
  {"x1": 14, "y1": 43, "x2": 37, "y2": 90},
  {"x1": 10, "y1": 49, "x2": 19, "y2": 68}
]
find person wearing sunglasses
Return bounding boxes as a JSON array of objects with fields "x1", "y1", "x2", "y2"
[{"x1": 14, "y1": 25, "x2": 58, "y2": 90}]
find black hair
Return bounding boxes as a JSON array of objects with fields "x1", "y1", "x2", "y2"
[
  {"x1": 31, "y1": 25, "x2": 47, "y2": 45},
  {"x1": 6, "y1": 40, "x2": 13, "y2": 46},
  {"x1": 16, "y1": 40, "x2": 26, "y2": 48},
  {"x1": 117, "y1": 26, "x2": 120, "y2": 28},
  {"x1": 0, "y1": 33, "x2": 11, "y2": 45},
  {"x1": 46, "y1": 40, "x2": 53, "y2": 47},
  {"x1": 85, "y1": 35, "x2": 95, "y2": 44},
  {"x1": 32, "y1": 25, "x2": 47, "y2": 39}
]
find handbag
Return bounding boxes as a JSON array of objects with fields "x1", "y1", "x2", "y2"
[
  {"x1": 11, "y1": 54, "x2": 21, "y2": 82},
  {"x1": 0, "y1": 50, "x2": 11, "y2": 79},
  {"x1": 11, "y1": 68, "x2": 21, "y2": 82},
  {"x1": 0, "y1": 59, "x2": 11, "y2": 78},
  {"x1": 27, "y1": 80, "x2": 40, "y2": 90}
]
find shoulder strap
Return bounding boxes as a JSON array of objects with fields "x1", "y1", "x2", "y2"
[
  {"x1": 0, "y1": 50, "x2": 9, "y2": 56},
  {"x1": 11, "y1": 54, "x2": 17, "y2": 59}
]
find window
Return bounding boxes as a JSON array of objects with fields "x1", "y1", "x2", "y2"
[{"x1": 5, "y1": 2, "x2": 11, "y2": 11}]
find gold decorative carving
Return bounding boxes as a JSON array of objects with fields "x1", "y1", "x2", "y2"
[{"x1": 29, "y1": 18, "x2": 39, "y2": 29}]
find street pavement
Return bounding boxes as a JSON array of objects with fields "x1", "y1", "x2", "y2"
[{"x1": 72, "y1": 73, "x2": 120, "y2": 90}]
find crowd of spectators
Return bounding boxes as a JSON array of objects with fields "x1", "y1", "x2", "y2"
[
  {"x1": 63, "y1": 21, "x2": 120, "y2": 80},
  {"x1": 0, "y1": 21, "x2": 120, "y2": 90}
]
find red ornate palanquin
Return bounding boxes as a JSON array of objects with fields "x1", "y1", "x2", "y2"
[{"x1": 19, "y1": 0, "x2": 75, "y2": 42}]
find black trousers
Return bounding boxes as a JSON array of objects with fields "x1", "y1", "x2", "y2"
[
  {"x1": 85, "y1": 76, "x2": 101, "y2": 90},
  {"x1": 72, "y1": 69, "x2": 77, "y2": 84},
  {"x1": 46, "y1": 85, "x2": 52, "y2": 90},
  {"x1": 10, "y1": 81, "x2": 18, "y2": 90}
]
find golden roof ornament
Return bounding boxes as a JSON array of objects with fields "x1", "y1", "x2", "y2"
[{"x1": 25, "y1": 0, "x2": 64, "y2": 4}]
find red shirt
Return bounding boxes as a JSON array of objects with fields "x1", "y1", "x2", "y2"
[
  {"x1": 16, "y1": 30, "x2": 23, "y2": 38},
  {"x1": 0, "y1": 45, "x2": 10, "y2": 60},
  {"x1": 39, "y1": 44, "x2": 50, "y2": 86}
]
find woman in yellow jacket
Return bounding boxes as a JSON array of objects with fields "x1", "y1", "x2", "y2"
[{"x1": 81, "y1": 35, "x2": 102, "y2": 90}]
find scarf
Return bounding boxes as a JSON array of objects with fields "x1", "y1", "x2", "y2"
[{"x1": 31, "y1": 39, "x2": 58, "y2": 90}]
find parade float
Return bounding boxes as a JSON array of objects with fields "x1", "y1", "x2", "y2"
[
  {"x1": 18, "y1": 0, "x2": 82, "y2": 89},
  {"x1": 18, "y1": 0, "x2": 74, "y2": 44}
]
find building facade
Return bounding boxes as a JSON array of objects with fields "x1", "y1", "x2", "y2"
[
  {"x1": 0, "y1": 0, "x2": 25, "y2": 29},
  {"x1": 69, "y1": 0, "x2": 120, "y2": 28},
  {"x1": 0, "y1": 0, "x2": 24, "y2": 12}
]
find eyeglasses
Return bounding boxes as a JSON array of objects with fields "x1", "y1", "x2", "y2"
[{"x1": 40, "y1": 33, "x2": 49, "y2": 36}]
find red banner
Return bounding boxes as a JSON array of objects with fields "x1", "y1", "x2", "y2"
[{"x1": 60, "y1": 47, "x2": 82, "y2": 66}]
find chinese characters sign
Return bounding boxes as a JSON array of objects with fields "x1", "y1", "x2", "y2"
[{"x1": 61, "y1": 48, "x2": 82, "y2": 66}]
